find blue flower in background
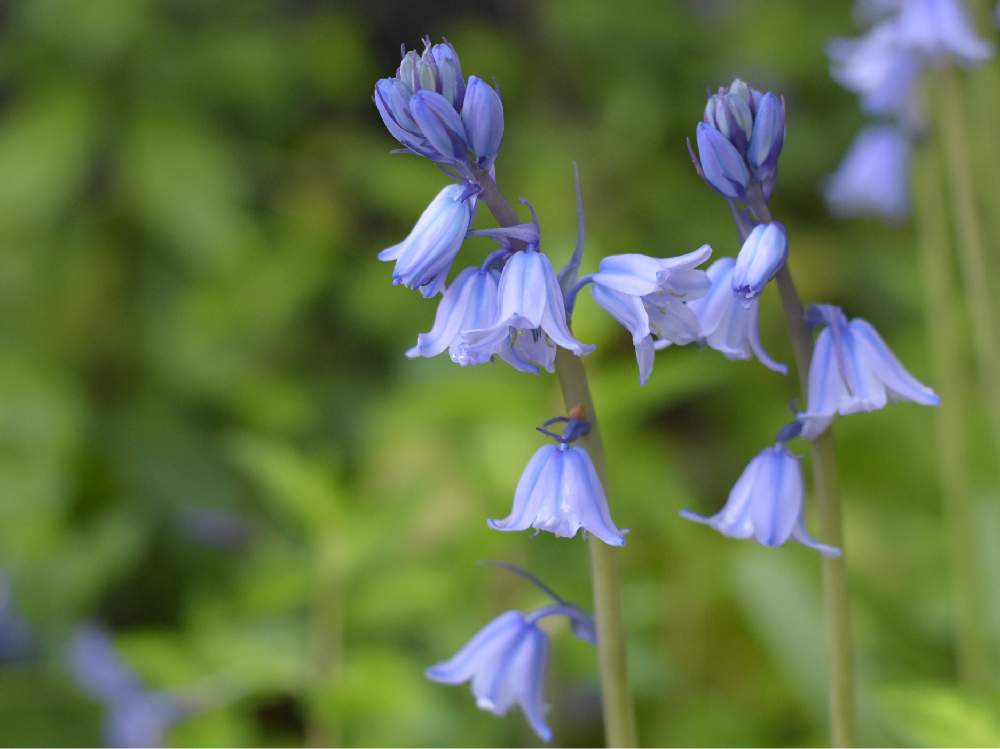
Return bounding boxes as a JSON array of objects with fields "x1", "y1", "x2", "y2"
[
  {"x1": 490, "y1": 417, "x2": 627, "y2": 546},
  {"x1": 378, "y1": 183, "x2": 477, "y2": 298},
  {"x1": 797, "y1": 304, "x2": 940, "y2": 439},
  {"x1": 688, "y1": 257, "x2": 787, "y2": 374},
  {"x1": 71, "y1": 625, "x2": 186, "y2": 748},
  {"x1": 682, "y1": 444, "x2": 841, "y2": 556},
  {"x1": 590, "y1": 245, "x2": 712, "y2": 384},
  {"x1": 896, "y1": 0, "x2": 994, "y2": 65},
  {"x1": 0, "y1": 573, "x2": 32, "y2": 663},
  {"x1": 731, "y1": 222, "x2": 787, "y2": 302},
  {"x1": 461, "y1": 249, "x2": 594, "y2": 373},
  {"x1": 828, "y1": 23, "x2": 922, "y2": 119},
  {"x1": 823, "y1": 125, "x2": 910, "y2": 221}
]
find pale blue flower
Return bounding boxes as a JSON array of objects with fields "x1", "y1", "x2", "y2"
[
  {"x1": 590, "y1": 245, "x2": 712, "y2": 384},
  {"x1": 828, "y1": 22, "x2": 923, "y2": 118},
  {"x1": 798, "y1": 304, "x2": 940, "y2": 439},
  {"x1": 490, "y1": 418, "x2": 626, "y2": 546},
  {"x1": 408, "y1": 265, "x2": 501, "y2": 364},
  {"x1": 461, "y1": 76, "x2": 504, "y2": 168},
  {"x1": 688, "y1": 258, "x2": 787, "y2": 374},
  {"x1": 897, "y1": 0, "x2": 994, "y2": 65},
  {"x1": 462, "y1": 249, "x2": 594, "y2": 373},
  {"x1": 379, "y1": 183, "x2": 476, "y2": 298},
  {"x1": 682, "y1": 444, "x2": 841, "y2": 556},
  {"x1": 823, "y1": 125, "x2": 910, "y2": 221},
  {"x1": 732, "y1": 222, "x2": 787, "y2": 302}
]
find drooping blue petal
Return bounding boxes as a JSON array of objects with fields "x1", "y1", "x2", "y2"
[
  {"x1": 696, "y1": 122, "x2": 751, "y2": 200},
  {"x1": 514, "y1": 627, "x2": 552, "y2": 743},
  {"x1": 461, "y1": 76, "x2": 505, "y2": 167},
  {"x1": 407, "y1": 267, "x2": 500, "y2": 363},
  {"x1": 590, "y1": 284, "x2": 650, "y2": 344},
  {"x1": 823, "y1": 125, "x2": 910, "y2": 221},
  {"x1": 592, "y1": 254, "x2": 664, "y2": 296},
  {"x1": 850, "y1": 318, "x2": 941, "y2": 406},
  {"x1": 426, "y1": 611, "x2": 525, "y2": 684}
]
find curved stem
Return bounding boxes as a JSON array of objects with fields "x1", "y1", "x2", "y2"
[
  {"x1": 913, "y1": 136, "x2": 992, "y2": 689},
  {"x1": 472, "y1": 165, "x2": 638, "y2": 747},
  {"x1": 746, "y1": 188, "x2": 857, "y2": 747}
]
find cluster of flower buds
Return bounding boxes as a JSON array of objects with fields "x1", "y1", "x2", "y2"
[
  {"x1": 375, "y1": 38, "x2": 504, "y2": 169},
  {"x1": 824, "y1": 0, "x2": 993, "y2": 219},
  {"x1": 694, "y1": 79, "x2": 786, "y2": 201}
]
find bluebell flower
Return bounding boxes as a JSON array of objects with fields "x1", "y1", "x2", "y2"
[
  {"x1": 461, "y1": 76, "x2": 504, "y2": 168},
  {"x1": 732, "y1": 222, "x2": 787, "y2": 302},
  {"x1": 695, "y1": 122, "x2": 750, "y2": 200},
  {"x1": 688, "y1": 258, "x2": 787, "y2": 374},
  {"x1": 490, "y1": 418, "x2": 627, "y2": 545},
  {"x1": 828, "y1": 22, "x2": 923, "y2": 119},
  {"x1": 427, "y1": 601, "x2": 594, "y2": 743},
  {"x1": 896, "y1": 0, "x2": 994, "y2": 65},
  {"x1": 823, "y1": 125, "x2": 910, "y2": 221},
  {"x1": 461, "y1": 249, "x2": 594, "y2": 373},
  {"x1": 681, "y1": 444, "x2": 841, "y2": 556},
  {"x1": 590, "y1": 245, "x2": 712, "y2": 384},
  {"x1": 379, "y1": 183, "x2": 476, "y2": 298},
  {"x1": 798, "y1": 304, "x2": 940, "y2": 438},
  {"x1": 374, "y1": 40, "x2": 470, "y2": 162},
  {"x1": 0, "y1": 573, "x2": 31, "y2": 662},
  {"x1": 176, "y1": 506, "x2": 253, "y2": 550},
  {"x1": 71, "y1": 625, "x2": 186, "y2": 748},
  {"x1": 408, "y1": 265, "x2": 501, "y2": 364}
]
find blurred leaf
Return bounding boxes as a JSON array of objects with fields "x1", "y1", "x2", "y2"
[{"x1": 878, "y1": 683, "x2": 1000, "y2": 747}]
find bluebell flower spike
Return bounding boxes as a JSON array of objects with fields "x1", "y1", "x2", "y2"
[
  {"x1": 797, "y1": 304, "x2": 940, "y2": 439},
  {"x1": 681, "y1": 444, "x2": 842, "y2": 556},
  {"x1": 732, "y1": 222, "x2": 788, "y2": 302},
  {"x1": 379, "y1": 183, "x2": 476, "y2": 297},
  {"x1": 590, "y1": 245, "x2": 712, "y2": 384},
  {"x1": 490, "y1": 418, "x2": 627, "y2": 545}
]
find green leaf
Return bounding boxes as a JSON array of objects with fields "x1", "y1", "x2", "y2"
[{"x1": 878, "y1": 682, "x2": 1000, "y2": 747}]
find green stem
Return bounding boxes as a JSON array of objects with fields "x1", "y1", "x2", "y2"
[
  {"x1": 307, "y1": 540, "x2": 343, "y2": 746},
  {"x1": 473, "y1": 165, "x2": 638, "y2": 747},
  {"x1": 916, "y1": 120, "x2": 993, "y2": 688},
  {"x1": 936, "y1": 67, "x2": 1000, "y2": 479},
  {"x1": 747, "y1": 189, "x2": 857, "y2": 747}
]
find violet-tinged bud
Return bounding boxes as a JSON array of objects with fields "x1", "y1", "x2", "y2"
[
  {"x1": 430, "y1": 41, "x2": 466, "y2": 108},
  {"x1": 490, "y1": 418, "x2": 627, "y2": 545},
  {"x1": 461, "y1": 76, "x2": 504, "y2": 167},
  {"x1": 732, "y1": 222, "x2": 787, "y2": 301},
  {"x1": 378, "y1": 183, "x2": 476, "y2": 298},
  {"x1": 695, "y1": 122, "x2": 750, "y2": 200},
  {"x1": 689, "y1": 258, "x2": 787, "y2": 374},
  {"x1": 797, "y1": 305, "x2": 940, "y2": 438},
  {"x1": 374, "y1": 78, "x2": 436, "y2": 159},
  {"x1": 681, "y1": 444, "x2": 841, "y2": 556},
  {"x1": 590, "y1": 245, "x2": 712, "y2": 384},
  {"x1": 410, "y1": 90, "x2": 471, "y2": 164},
  {"x1": 747, "y1": 92, "x2": 785, "y2": 184},
  {"x1": 705, "y1": 91, "x2": 754, "y2": 154}
]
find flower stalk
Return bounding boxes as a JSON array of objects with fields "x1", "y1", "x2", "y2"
[
  {"x1": 473, "y1": 166, "x2": 638, "y2": 747},
  {"x1": 914, "y1": 122, "x2": 992, "y2": 689},
  {"x1": 745, "y1": 188, "x2": 858, "y2": 747}
]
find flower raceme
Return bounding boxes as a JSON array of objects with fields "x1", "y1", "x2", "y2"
[
  {"x1": 688, "y1": 257, "x2": 787, "y2": 374},
  {"x1": 681, "y1": 444, "x2": 841, "y2": 556},
  {"x1": 374, "y1": 39, "x2": 504, "y2": 167},
  {"x1": 378, "y1": 183, "x2": 476, "y2": 298},
  {"x1": 589, "y1": 245, "x2": 712, "y2": 384},
  {"x1": 797, "y1": 304, "x2": 940, "y2": 438},
  {"x1": 426, "y1": 603, "x2": 595, "y2": 742},
  {"x1": 490, "y1": 417, "x2": 627, "y2": 546}
]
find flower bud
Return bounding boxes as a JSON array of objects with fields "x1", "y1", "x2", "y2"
[
  {"x1": 374, "y1": 78, "x2": 434, "y2": 158},
  {"x1": 430, "y1": 42, "x2": 466, "y2": 108},
  {"x1": 461, "y1": 76, "x2": 504, "y2": 167},
  {"x1": 695, "y1": 122, "x2": 750, "y2": 200},
  {"x1": 748, "y1": 93, "x2": 785, "y2": 182},
  {"x1": 410, "y1": 90, "x2": 471, "y2": 163},
  {"x1": 732, "y1": 222, "x2": 787, "y2": 301}
]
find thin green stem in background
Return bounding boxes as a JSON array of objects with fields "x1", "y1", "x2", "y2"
[
  {"x1": 935, "y1": 66, "x2": 1000, "y2": 488},
  {"x1": 912, "y1": 135, "x2": 992, "y2": 689},
  {"x1": 472, "y1": 165, "x2": 639, "y2": 747},
  {"x1": 746, "y1": 190, "x2": 858, "y2": 747}
]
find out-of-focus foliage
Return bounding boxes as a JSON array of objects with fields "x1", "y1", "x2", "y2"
[{"x1": 0, "y1": 0, "x2": 997, "y2": 746}]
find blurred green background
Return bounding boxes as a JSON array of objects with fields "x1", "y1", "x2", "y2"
[{"x1": 1, "y1": 0, "x2": 999, "y2": 745}]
